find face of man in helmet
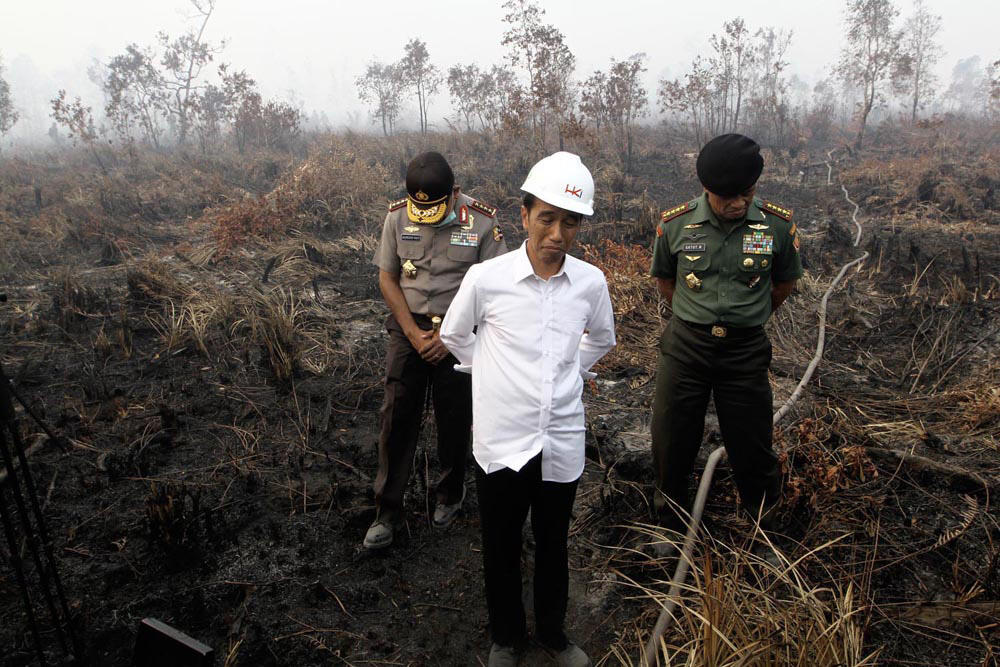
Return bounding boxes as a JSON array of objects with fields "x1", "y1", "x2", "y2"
[
  {"x1": 705, "y1": 184, "x2": 756, "y2": 221},
  {"x1": 521, "y1": 196, "x2": 582, "y2": 273}
]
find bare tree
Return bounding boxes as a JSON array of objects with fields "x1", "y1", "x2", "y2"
[
  {"x1": 103, "y1": 44, "x2": 168, "y2": 149},
  {"x1": 747, "y1": 27, "x2": 794, "y2": 146},
  {"x1": 658, "y1": 55, "x2": 716, "y2": 145},
  {"x1": 894, "y1": 0, "x2": 942, "y2": 123},
  {"x1": 158, "y1": 0, "x2": 223, "y2": 145},
  {"x1": 837, "y1": 0, "x2": 902, "y2": 149},
  {"x1": 355, "y1": 61, "x2": 403, "y2": 136},
  {"x1": 581, "y1": 54, "x2": 648, "y2": 172},
  {"x1": 945, "y1": 56, "x2": 990, "y2": 116},
  {"x1": 710, "y1": 18, "x2": 754, "y2": 131},
  {"x1": 0, "y1": 55, "x2": 18, "y2": 146},
  {"x1": 501, "y1": 0, "x2": 576, "y2": 149},
  {"x1": 400, "y1": 39, "x2": 441, "y2": 134},
  {"x1": 50, "y1": 90, "x2": 106, "y2": 173},
  {"x1": 447, "y1": 64, "x2": 481, "y2": 131},
  {"x1": 990, "y1": 59, "x2": 1000, "y2": 120}
]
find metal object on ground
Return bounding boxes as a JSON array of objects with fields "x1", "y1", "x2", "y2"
[
  {"x1": 1, "y1": 362, "x2": 81, "y2": 665},
  {"x1": 132, "y1": 618, "x2": 214, "y2": 667}
]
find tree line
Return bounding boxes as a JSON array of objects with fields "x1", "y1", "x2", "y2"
[
  {"x1": 1, "y1": 0, "x2": 998, "y2": 160},
  {"x1": 354, "y1": 0, "x2": 1000, "y2": 161}
]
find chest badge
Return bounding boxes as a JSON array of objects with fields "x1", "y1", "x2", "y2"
[
  {"x1": 684, "y1": 255, "x2": 701, "y2": 262},
  {"x1": 748, "y1": 223, "x2": 769, "y2": 230},
  {"x1": 683, "y1": 222, "x2": 704, "y2": 229},
  {"x1": 402, "y1": 259, "x2": 417, "y2": 279},
  {"x1": 449, "y1": 229, "x2": 479, "y2": 247},
  {"x1": 401, "y1": 233, "x2": 422, "y2": 241},
  {"x1": 747, "y1": 275, "x2": 761, "y2": 289},
  {"x1": 458, "y1": 205, "x2": 475, "y2": 229},
  {"x1": 682, "y1": 242, "x2": 707, "y2": 252},
  {"x1": 685, "y1": 272, "x2": 702, "y2": 291},
  {"x1": 685, "y1": 233, "x2": 707, "y2": 240},
  {"x1": 761, "y1": 259, "x2": 769, "y2": 268},
  {"x1": 743, "y1": 258, "x2": 755, "y2": 268},
  {"x1": 742, "y1": 231, "x2": 774, "y2": 255},
  {"x1": 404, "y1": 225, "x2": 420, "y2": 233}
]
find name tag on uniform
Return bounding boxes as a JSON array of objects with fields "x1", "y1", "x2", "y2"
[
  {"x1": 682, "y1": 243, "x2": 706, "y2": 252},
  {"x1": 742, "y1": 231, "x2": 773, "y2": 255},
  {"x1": 401, "y1": 233, "x2": 422, "y2": 241},
  {"x1": 450, "y1": 230, "x2": 479, "y2": 247}
]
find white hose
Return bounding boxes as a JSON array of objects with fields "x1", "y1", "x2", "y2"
[{"x1": 642, "y1": 154, "x2": 868, "y2": 664}]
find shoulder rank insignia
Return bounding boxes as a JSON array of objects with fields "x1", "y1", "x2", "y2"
[
  {"x1": 469, "y1": 199, "x2": 497, "y2": 218},
  {"x1": 760, "y1": 201, "x2": 793, "y2": 221},
  {"x1": 389, "y1": 197, "x2": 407, "y2": 212},
  {"x1": 661, "y1": 201, "x2": 693, "y2": 223}
]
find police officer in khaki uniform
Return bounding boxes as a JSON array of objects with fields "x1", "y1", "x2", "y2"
[
  {"x1": 366, "y1": 151, "x2": 507, "y2": 549},
  {"x1": 650, "y1": 134, "x2": 803, "y2": 534}
]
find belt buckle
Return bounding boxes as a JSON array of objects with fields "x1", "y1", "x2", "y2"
[{"x1": 711, "y1": 325, "x2": 727, "y2": 338}]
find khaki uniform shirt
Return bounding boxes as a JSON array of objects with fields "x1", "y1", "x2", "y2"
[
  {"x1": 373, "y1": 192, "x2": 508, "y2": 315},
  {"x1": 650, "y1": 193, "x2": 803, "y2": 327}
]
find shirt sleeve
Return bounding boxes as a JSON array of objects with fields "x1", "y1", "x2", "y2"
[
  {"x1": 771, "y1": 219, "x2": 804, "y2": 282},
  {"x1": 649, "y1": 223, "x2": 676, "y2": 279},
  {"x1": 579, "y1": 275, "x2": 616, "y2": 379},
  {"x1": 478, "y1": 223, "x2": 508, "y2": 261},
  {"x1": 439, "y1": 265, "x2": 481, "y2": 372},
  {"x1": 372, "y1": 212, "x2": 399, "y2": 273}
]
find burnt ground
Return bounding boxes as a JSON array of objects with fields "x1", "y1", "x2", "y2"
[{"x1": 1, "y1": 137, "x2": 999, "y2": 666}]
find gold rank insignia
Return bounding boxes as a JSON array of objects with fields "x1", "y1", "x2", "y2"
[
  {"x1": 661, "y1": 201, "x2": 693, "y2": 223},
  {"x1": 469, "y1": 199, "x2": 497, "y2": 218},
  {"x1": 760, "y1": 201, "x2": 793, "y2": 221},
  {"x1": 748, "y1": 223, "x2": 769, "y2": 230},
  {"x1": 743, "y1": 258, "x2": 754, "y2": 267},
  {"x1": 685, "y1": 272, "x2": 702, "y2": 290},
  {"x1": 761, "y1": 259, "x2": 769, "y2": 268},
  {"x1": 402, "y1": 260, "x2": 417, "y2": 279},
  {"x1": 389, "y1": 197, "x2": 407, "y2": 212},
  {"x1": 685, "y1": 255, "x2": 701, "y2": 262}
]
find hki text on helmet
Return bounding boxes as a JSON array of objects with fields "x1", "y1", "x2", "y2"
[{"x1": 520, "y1": 151, "x2": 595, "y2": 217}]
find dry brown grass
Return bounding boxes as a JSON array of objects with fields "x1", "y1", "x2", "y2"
[{"x1": 606, "y1": 526, "x2": 878, "y2": 666}]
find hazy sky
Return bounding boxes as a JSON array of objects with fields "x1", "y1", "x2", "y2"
[{"x1": 2, "y1": 0, "x2": 998, "y2": 138}]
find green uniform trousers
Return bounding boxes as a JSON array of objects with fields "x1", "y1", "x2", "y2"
[
  {"x1": 374, "y1": 313, "x2": 472, "y2": 522},
  {"x1": 650, "y1": 317, "x2": 780, "y2": 524}
]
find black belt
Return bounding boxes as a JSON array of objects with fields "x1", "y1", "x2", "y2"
[{"x1": 677, "y1": 318, "x2": 763, "y2": 339}]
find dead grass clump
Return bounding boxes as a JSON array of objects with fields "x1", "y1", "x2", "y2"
[
  {"x1": 613, "y1": 527, "x2": 877, "y2": 666},
  {"x1": 127, "y1": 261, "x2": 197, "y2": 305},
  {"x1": 208, "y1": 142, "x2": 392, "y2": 251}
]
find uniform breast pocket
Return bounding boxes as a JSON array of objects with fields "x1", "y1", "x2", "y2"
[
  {"x1": 446, "y1": 244, "x2": 478, "y2": 263},
  {"x1": 555, "y1": 317, "x2": 587, "y2": 364},
  {"x1": 399, "y1": 242, "x2": 425, "y2": 260}
]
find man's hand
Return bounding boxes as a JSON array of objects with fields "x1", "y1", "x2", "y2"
[{"x1": 407, "y1": 327, "x2": 450, "y2": 365}]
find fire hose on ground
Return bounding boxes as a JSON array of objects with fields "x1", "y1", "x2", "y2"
[{"x1": 642, "y1": 153, "x2": 869, "y2": 665}]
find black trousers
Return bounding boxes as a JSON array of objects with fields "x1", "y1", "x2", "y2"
[
  {"x1": 650, "y1": 317, "x2": 780, "y2": 523},
  {"x1": 476, "y1": 453, "x2": 579, "y2": 649},
  {"x1": 373, "y1": 314, "x2": 472, "y2": 521}
]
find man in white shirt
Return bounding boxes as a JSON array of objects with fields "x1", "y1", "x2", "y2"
[{"x1": 440, "y1": 152, "x2": 615, "y2": 667}]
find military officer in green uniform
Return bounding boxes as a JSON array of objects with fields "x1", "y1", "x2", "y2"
[
  {"x1": 649, "y1": 133, "x2": 803, "y2": 534},
  {"x1": 366, "y1": 151, "x2": 508, "y2": 549}
]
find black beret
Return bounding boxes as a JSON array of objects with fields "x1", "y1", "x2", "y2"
[
  {"x1": 696, "y1": 134, "x2": 764, "y2": 197},
  {"x1": 406, "y1": 151, "x2": 454, "y2": 206}
]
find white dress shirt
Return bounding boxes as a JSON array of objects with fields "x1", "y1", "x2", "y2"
[{"x1": 439, "y1": 242, "x2": 616, "y2": 482}]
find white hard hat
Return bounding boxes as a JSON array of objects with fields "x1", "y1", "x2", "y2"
[{"x1": 520, "y1": 151, "x2": 595, "y2": 216}]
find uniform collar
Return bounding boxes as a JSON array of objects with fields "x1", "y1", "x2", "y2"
[
  {"x1": 696, "y1": 192, "x2": 765, "y2": 228},
  {"x1": 512, "y1": 241, "x2": 578, "y2": 284}
]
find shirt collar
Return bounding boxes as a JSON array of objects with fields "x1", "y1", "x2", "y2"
[
  {"x1": 697, "y1": 192, "x2": 765, "y2": 227},
  {"x1": 512, "y1": 241, "x2": 578, "y2": 284}
]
